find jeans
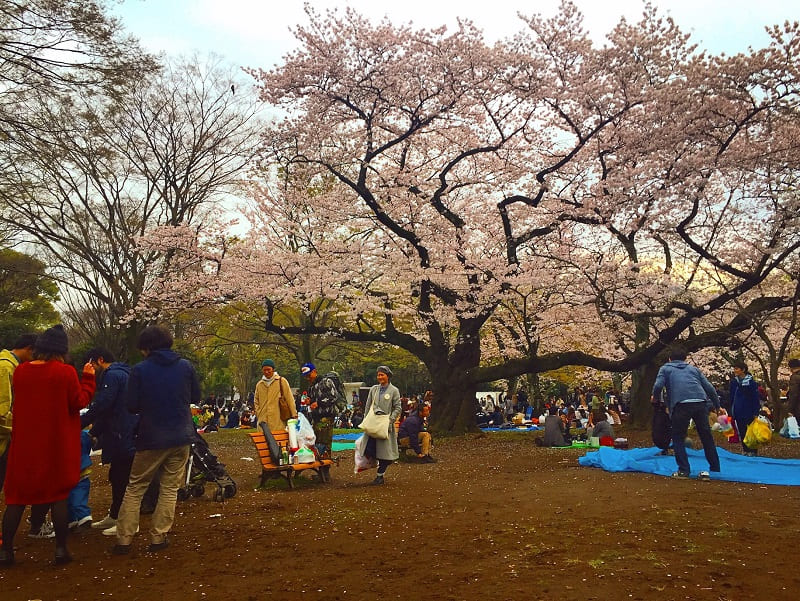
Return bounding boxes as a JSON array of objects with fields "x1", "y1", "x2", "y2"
[
  {"x1": 116, "y1": 445, "x2": 190, "y2": 545},
  {"x1": 67, "y1": 477, "x2": 91, "y2": 522},
  {"x1": 671, "y1": 401, "x2": 720, "y2": 475},
  {"x1": 108, "y1": 455, "x2": 135, "y2": 519}
]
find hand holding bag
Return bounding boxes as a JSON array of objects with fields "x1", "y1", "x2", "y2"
[{"x1": 360, "y1": 399, "x2": 391, "y2": 440}]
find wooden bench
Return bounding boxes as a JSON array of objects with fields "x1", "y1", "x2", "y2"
[{"x1": 248, "y1": 427, "x2": 335, "y2": 489}]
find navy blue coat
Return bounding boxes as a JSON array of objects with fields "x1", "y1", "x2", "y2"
[
  {"x1": 81, "y1": 362, "x2": 137, "y2": 463},
  {"x1": 730, "y1": 373, "x2": 761, "y2": 422},
  {"x1": 126, "y1": 349, "x2": 199, "y2": 451}
]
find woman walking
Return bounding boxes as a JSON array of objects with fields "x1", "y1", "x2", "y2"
[{"x1": 364, "y1": 366, "x2": 402, "y2": 485}]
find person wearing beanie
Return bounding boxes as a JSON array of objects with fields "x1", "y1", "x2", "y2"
[
  {"x1": 253, "y1": 359, "x2": 296, "y2": 431},
  {"x1": 362, "y1": 365, "x2": 402, "y2": 485},
  {"x1": 0, "y1": 325, "x2": 96, "y2": 566}
]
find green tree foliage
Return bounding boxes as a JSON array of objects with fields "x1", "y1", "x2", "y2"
[{"x1": 0, "y1": 247, "x2": 58, "y2": 346}]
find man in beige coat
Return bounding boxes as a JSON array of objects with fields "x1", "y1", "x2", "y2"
[{"x1": 254, "y1": 359, "x2": 297, "y2": 431}]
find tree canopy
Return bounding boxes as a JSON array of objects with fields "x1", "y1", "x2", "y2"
[{"x1": 138, "y1": 4, "x2": 800, "y2": 431}]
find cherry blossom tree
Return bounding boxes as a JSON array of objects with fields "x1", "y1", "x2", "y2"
[{"x1": 142, "y1": 3, "x2": 800, "y2": 431}]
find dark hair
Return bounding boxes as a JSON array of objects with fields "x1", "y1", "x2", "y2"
[
  {"x1": 137, "y1": 325, "x2": 173, "y2": 352},
  {"x1": 668, "y1": 346, "x2": 687, "y2": 361},
  {"x1": 34, "y1": 324, "x2": 69, "y2": 358},
  {"x1": 788, "y1": 358, "x2": 800, "y2": 369},
  {"x1": 733, "y1": 361, "x2": 748, "y2": 371},
  {"x1": 86, "y1": 347, "x2": 116, "y2": 364},
  {"x1": 593, "y1": 410, "x2": 607, "y2": 423},
  {"x1": 12, "y1": 333, "x2": 38, "y2": 350}
]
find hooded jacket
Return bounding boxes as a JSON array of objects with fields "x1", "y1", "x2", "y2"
[
  {"x1": 652, "y1": 360, "x2": 719, "y2": 413},
  {"x1": 730, "y1": 372, "x2": 761, "y2": 422},
  {"x1": 126, "y1": 349, "x2": 199, "y2": 451},
  {"x1": 81, "y1": 362, "x2": 136, "y2": 462}
]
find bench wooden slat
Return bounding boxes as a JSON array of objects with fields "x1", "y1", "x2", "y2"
[{"x1": 248, "y1": 431, "x2": 335, "y2": 489}]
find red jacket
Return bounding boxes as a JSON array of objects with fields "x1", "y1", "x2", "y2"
[{"x1": 4, "y1": 361, "x2": 95, "y2": 505}]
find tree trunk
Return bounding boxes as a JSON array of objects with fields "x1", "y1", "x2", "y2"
[
  {"x1": 628, "y1": 362, "x2": 660, "y2": 429},
  {"x1": 429, "y1": 373, "x2": 479, "y2": 433}
]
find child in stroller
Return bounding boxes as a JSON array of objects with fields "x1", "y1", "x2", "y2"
[{"x1": 177, "y1": 430, "x2": 237, "y2": 502}]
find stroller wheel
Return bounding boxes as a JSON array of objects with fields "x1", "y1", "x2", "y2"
[
  {"x1": 177, "y1": 488, "x2": 190, "y2": 502},
  {"x1": 191, "y1": 484, "x2": 205, "y2": 498},
  {"x1": 224, "y1": 482, "x2": 237, "y2": 499}
]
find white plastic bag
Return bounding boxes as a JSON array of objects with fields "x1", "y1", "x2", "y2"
[
  {"x1": 296, "y1": 413, "x2": 316, "y2": 448},
  {"x1": 780, "y1": 416, "x2": 800, "y2": 439},
  {"x1": 354, "y1": 434, "x2": 378, "y2": 474}
]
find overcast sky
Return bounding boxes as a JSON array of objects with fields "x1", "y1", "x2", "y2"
[{"x1": 113, "y1": 0, "x2": 797, "y2": 69}]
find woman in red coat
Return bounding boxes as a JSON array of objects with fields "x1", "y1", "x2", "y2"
[{"x1": 0, "y1": 325, "x2": 95, "y2": 566}]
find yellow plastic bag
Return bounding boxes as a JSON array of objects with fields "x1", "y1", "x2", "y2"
[{"x1": 743, "y1": 416, "x2": 772, "y2": 449}]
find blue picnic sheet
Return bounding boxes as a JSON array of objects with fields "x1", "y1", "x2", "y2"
[
  {"x1": 481, "y1": 425, "x2": 540, "y2": 432},
  {"x1": 579, "y1": 446, "x2": 800, "y2": 486}
]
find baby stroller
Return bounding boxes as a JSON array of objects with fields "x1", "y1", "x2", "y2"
[{"x1": 177, "y1": 431, "x2": 237, "y2": 502}]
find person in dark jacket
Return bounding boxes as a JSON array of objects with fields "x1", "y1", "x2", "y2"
[
  {"x1": 81, "y1": 348, "x2": 135, "y2": 535},
  {"x1": 111, "y1": 326, "x2": 199, "y2": 555},
  {"x1": 730, "y1": 361, "x2": 761, "y2": 456},
  {"x1": 397, "y1": 403, "x2": 436, "y2": 463}
]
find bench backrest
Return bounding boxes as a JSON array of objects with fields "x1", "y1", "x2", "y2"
[{"x1": 249, "y1": 430, "x2": 290, "y2": 467}]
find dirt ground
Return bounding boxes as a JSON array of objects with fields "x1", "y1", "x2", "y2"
[{"x1": 1, "y1": 425, "x2": 799, "y2": 601}]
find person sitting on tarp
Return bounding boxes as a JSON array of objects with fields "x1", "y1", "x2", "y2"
[
  {"x1": 397, "y1": 402, "x2": 437, "y2": 463},
  {"x1": 221, "y1": 406, "x2": 240, "y2": 429},
  {"x1": 487, "y1": 405, "x2": 504, "y2": 426},
  {"x1": 536, "y1": 406, "x2": 569, "y2": 447},
  {"x1": 588, "y1": 410, "x2": 614, "y2": 440}
]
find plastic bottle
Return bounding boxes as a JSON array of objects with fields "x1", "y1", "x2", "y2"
[{"x1": 282, "y1": 445, "x2": 289, "y2": 466}]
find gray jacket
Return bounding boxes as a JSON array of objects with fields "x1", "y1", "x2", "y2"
[
  {"x1": 652, "y1": 360, "x2": 719, "y2": 413},
  {"x1": 365, "y1": 383, "x2": 402, "y2": 460}
]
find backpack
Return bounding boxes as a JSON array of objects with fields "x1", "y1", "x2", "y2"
[
  {"x1": 324, "y1": 371, "x2": 348, "y2": 413},
  {"x1": 652, "y1": 402, "x2": 672, "y2": 450}
]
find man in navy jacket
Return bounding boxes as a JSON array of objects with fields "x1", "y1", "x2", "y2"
[
  {"x1": 112, "y1": 326, "x2": 199, "y2": 555},
  {"x1": 81, "y1": 348, "x2": 135, "y2": 533},
  {"x1": 730, "y1": 361, "x2": 761, "y2": 456}
]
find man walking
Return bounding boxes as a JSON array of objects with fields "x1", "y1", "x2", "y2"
[
  {"x1": 651, "y1": 347, "x2": 721, "y2": 480},
  {"x1": 112, "y1": 326, "x2": 199, "y2": 555},
  {"x1": 81, "y1": 348, "x2": 135, "y2": 535}
]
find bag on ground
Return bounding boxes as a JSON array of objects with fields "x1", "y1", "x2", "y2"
[{"x1": 779, "y1": 415, "x2": 800, "y2": 439}]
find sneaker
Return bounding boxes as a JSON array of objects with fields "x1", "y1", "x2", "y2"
[
  {"x1": 670, "y1": 471, "x2": 690, "y2": 479},
  {"x1": 421, "y1": 455, "x2": 438, "y2": 464},
  {"x1": 147, "y1": 537, "x2": 169, "y2": 552},
  {"x1": 103, "y1": 525, "x2": 139, "y2": 537},
  {"x1": 54, "y1": 547, "x2": 73, "y2": 565},
  {"x1": 69, "y1": 516, "x2": 93, "y2": 530},
  {"x1": 371, "y1": 475, "x2": 385, "y2": 486},
  {"x1": 698, "y1": 471, "x2": 711, "y2": 481},
  {"x1": 92, "y1": 515, "x2": 117, "y2": 529},
  {"x1": 28, "y1": 520, "x2": 55, "y2": 539},
  {"x1": 111, "y1": 543, "x2": 131, "y2": 556}
]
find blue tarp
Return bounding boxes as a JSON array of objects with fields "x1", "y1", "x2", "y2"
[
  {"x1": 333, "y1": 432, "x2": 363, "y2": 441},
  {"x1": 579, "y1": 446, "x2": 800, "y2": 486},
  {"x1": 481, "y1": 425, "x2": 540, "y2": 432}
]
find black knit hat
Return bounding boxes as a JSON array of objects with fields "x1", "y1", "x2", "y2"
[{"x1": 36, "y1": 324, "x2": 69, "y2": 356}]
